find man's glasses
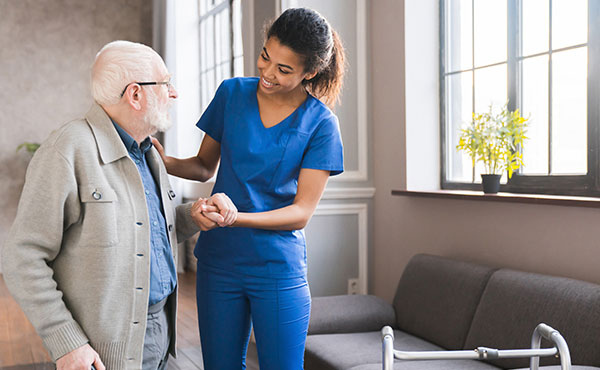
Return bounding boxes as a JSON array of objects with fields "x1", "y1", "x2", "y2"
[{"x1": 120, "y1": 80, "x2": 172, "y2": 98}]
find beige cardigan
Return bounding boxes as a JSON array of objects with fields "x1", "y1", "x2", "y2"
[{"x1": 2, "y1": 104, "x2": 200, "y2": 369}]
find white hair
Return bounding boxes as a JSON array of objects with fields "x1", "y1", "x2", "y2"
[{"x1": 91, "y1": 40, "x2": 161, "y2": 106}]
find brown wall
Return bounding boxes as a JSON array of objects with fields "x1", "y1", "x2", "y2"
[
  {"x1": 0, "y1": 0, "x2": 152, "y2": 269},
  {"x1": 370, "y1": 0, "x2": 600, "y2": 302}
]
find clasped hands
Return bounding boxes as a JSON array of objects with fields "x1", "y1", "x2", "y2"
[{"x1": 192, "y1": 193, "x2": 238, "y2": 231}]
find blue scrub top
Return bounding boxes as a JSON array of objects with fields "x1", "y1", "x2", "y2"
[{"x1": 195, "y1": 77, "x2": 344, "y2": 278}]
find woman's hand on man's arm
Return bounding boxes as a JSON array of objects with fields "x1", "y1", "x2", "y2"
[{"x1": 151, "y1": 134, "x2": 221, "y2": 182}]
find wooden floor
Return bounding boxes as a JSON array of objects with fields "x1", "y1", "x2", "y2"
[{"x1": 0, "y1": 272, "x2": 259, "y2": 370}]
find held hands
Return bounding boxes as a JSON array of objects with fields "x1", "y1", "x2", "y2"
[
  {"x1": 56, "y1": 344, "x2": 105, "y2": 370},
  {"x1": 191, "y1": 193, "x2": 238, "y2": 231}
]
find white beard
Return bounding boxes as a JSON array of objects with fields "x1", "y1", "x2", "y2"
[{"x1": 144, "y1": 91, "x2": 173, "y2": 132}]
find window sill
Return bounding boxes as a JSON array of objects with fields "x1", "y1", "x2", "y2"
[{"x1": 391, "y1": 189, "x2": 600, "y2": 208}]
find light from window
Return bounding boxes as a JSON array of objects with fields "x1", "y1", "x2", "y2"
[
  {"x1": 442, "y1": 0, "x2": 591, "y2": 195},
  {"x1": 198, "y1": 0, "x2": 244, "y2": 111}
]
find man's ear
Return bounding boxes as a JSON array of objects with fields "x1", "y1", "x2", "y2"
[{"x1": 126, "y1": 85, "x2": 143, "y2": 111}]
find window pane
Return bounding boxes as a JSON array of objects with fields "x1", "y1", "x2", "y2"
[
  {"x1": 207, "y1": 68, "x2": 215, "y2": 100},
  {"x1": 474, "y1": 64, "x2": 507, "y2": 113},
  {"x1": 215, "y1": 64, "x2": 223, "y2": 87},
  {"x1": 201, "y1": 72, "x2": 210, "y2": 108},
  {"x1": 215, "y1": 13, "x2": 222, "y2": 66},
  {"x1": 446, "y1": 71, "x2": 473, "y2": 182},
  {"x1": 522, "y1": 0, "x2": 549, "y2": 56},
  {"x1": 220, "y1": 10, "x2": 231, "y2": 64},
  {"x1": 199, "y1": 0, "x2": 207, "y2": 16},
  {"x1": 232, "y1": 0, "x2": 243, "y2": 59},
  {"x1": 234, "y1": 56, "x2": 244, "y2": 77},
  {"x1": 521, "y1": 55, "x2": 549, "y2": 175},
  {"x1": 551, "y1": 47, "x2": 587, "y2": 174},
  {"x1": 474, "y1": 0, "x2": 507, "y2": 67},
  {"x1": 205, "y1": 16, "x2": 215, "y2": 71},
  {"x1": 446, "y1": 0, "x2": 472, "y2": 72},
  {"x1": 200, "y1": 21, "x2": 208, "y2": 72},
  {"x1": 552, "y1": 0, "x2": 587, "y2": 50}
]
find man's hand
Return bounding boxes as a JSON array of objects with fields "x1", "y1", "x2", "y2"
[
  {"x1": 191, "y1": 194, "x2": 238, "y2": 230},
  {"x1": 56, "y1": 344, "x2": 105, "y2": 370},
  {"x1": 191, "y1": 198, "x2": 221, "y2": 231},
  {"x1": 206, "y1": 193, "x2": 238, "y2": 227}
]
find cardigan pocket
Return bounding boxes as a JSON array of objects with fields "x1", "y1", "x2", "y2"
[{"x1": 79, "y1": 185, "x2": 119, "y2": 247}]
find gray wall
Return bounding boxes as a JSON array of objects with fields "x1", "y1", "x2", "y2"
[
  {"x1": 0, "y1": 0, "x2": 152, "y2": 270},
  {"x1": 370, "y1": 0, "x2": 600, "y2": 302}
]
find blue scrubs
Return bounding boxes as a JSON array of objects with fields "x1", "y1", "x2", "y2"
[{"x1": 195, "y1": 77, "x2": 343, "y2": 370}]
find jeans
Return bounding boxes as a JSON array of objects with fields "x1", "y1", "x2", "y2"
[{"x1": 142, "y1": 296, "x2": 171, "y2": 370}]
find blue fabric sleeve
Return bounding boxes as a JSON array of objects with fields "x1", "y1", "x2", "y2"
[
  {"x1": 195, "y1": 81, "x2": 229, "y2": 143},
  {"x1": 301, "y1": 115, "x2": 344, "y2": 176}
]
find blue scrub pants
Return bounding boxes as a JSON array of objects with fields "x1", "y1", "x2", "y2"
[{"x1": 196, "y1": 264, "x2": 311, "y2": 370}]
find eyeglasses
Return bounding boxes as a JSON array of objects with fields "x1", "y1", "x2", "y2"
[{"x1": 120, "y1": 80, "x2": 172, "y2": 98}]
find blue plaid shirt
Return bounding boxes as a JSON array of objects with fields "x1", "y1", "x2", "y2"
[{"x1": 113, "y1": 122, "x2": 177, "y2": 306}]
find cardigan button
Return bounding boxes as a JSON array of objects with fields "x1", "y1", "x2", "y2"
[
  {"x1": 168, "y1": 224, "x2": 173, "y2": 232},
  {"x1": 92, "y1": 191, "x2": 102, "y2": 200}
]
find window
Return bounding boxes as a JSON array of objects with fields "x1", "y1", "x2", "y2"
[
  {"x1": 199, "y1": 0, "x2": 244, "y2": 110},
  {"x1": 441, "y1": 0, "x2": 599, "y2": 196}
]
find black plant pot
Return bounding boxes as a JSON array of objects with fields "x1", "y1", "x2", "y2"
[{"x1": 481, "y1": 174, "x2": 501, "y2": 194}]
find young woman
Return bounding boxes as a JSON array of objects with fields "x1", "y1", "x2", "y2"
[{"x1": 154, "y1": 8, "x2": 345, "y2": 369}]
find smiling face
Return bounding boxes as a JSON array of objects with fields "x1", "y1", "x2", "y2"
[{"x1": 256, "y1": 37, "x2": 317, "y2": 98}]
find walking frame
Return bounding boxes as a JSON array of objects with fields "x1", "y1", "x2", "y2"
[{"x1": 381, "y1": 323, "x2": 572, "y2": 370}]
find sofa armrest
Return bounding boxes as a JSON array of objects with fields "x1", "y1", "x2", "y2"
[{"x1": 308, "y1": 295, "x2": 396, "y2": 335}]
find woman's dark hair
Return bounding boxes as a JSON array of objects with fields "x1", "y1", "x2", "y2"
[{"x1": 266, "y1": 8, "x2": 346, "y2": 107}]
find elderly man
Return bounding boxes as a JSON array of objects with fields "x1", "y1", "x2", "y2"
[{"x1": 2, "y1": 41, "x2": 235, "y2": 370}]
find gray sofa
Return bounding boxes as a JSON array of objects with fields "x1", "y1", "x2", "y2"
[{"x1": 305, "y1": 254, "x2": 600, "y2": 370}]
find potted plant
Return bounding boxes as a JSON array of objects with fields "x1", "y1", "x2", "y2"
[{"x1": 456, "y1": 103, "x2": 529, "y2": 194}]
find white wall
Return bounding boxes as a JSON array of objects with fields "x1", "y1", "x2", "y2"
[{"x1": 281, "y1": 0, "x2": 373, "y2": 296}]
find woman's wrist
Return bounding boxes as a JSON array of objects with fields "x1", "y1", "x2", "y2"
[{"x1": 162, "y1": 155, "x2": 178, "y2": 174}]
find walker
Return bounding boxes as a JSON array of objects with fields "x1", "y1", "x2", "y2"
[{"x1": 381, "y1": 323, "x2": 571, "y2": 370}]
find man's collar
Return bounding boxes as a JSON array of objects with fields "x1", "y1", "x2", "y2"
[
  {"x1": 112, "y1": 120, "x2": 154, "y2": 156},
  {"x1": 85, "y1": 103, "x2": 154, "y2": 163},
  {"x1": 112, "y1": 119, "x2": 137, "y2": 152},
  {"x1": 85, "y1": 103, "x2": 130, "y2": 164}
]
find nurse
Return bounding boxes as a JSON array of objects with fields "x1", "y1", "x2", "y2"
[{"x1": 154, "y1": 7, "x2": 345, "y2": 370}]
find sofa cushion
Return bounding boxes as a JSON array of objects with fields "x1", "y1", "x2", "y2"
[
  {"x1": 393, "y1": 254, "x2": 496, "y2": 350},
  {"x1": 305, "y1": 329, "x2": 501, "y2": 370},
  {"x1": 347, "y1": 366, "x2": 600, "y2": 370},
  {"x1": 512, "y1": 367, "x2": 600, "y2": 370},
  {"x1": 464, "y1": 269, "x2": 600, "y2": 369},
  {"x1": 348, "y1": 360, "x2": 500, "y2": 370},
  {"x1": 308, "y1": 295, "x2": 396, "y2": 335},
  {"x1": 305, "y1": 330, "x2": 466, "y2": 370}
]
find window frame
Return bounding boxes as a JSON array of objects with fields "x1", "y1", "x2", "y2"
[
  {"x1": 440, "y1": 0, "x2": 600, "y2": 196},
  {"x1": 198, "y1": 0, "x2": 243, "y2": 111}
]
